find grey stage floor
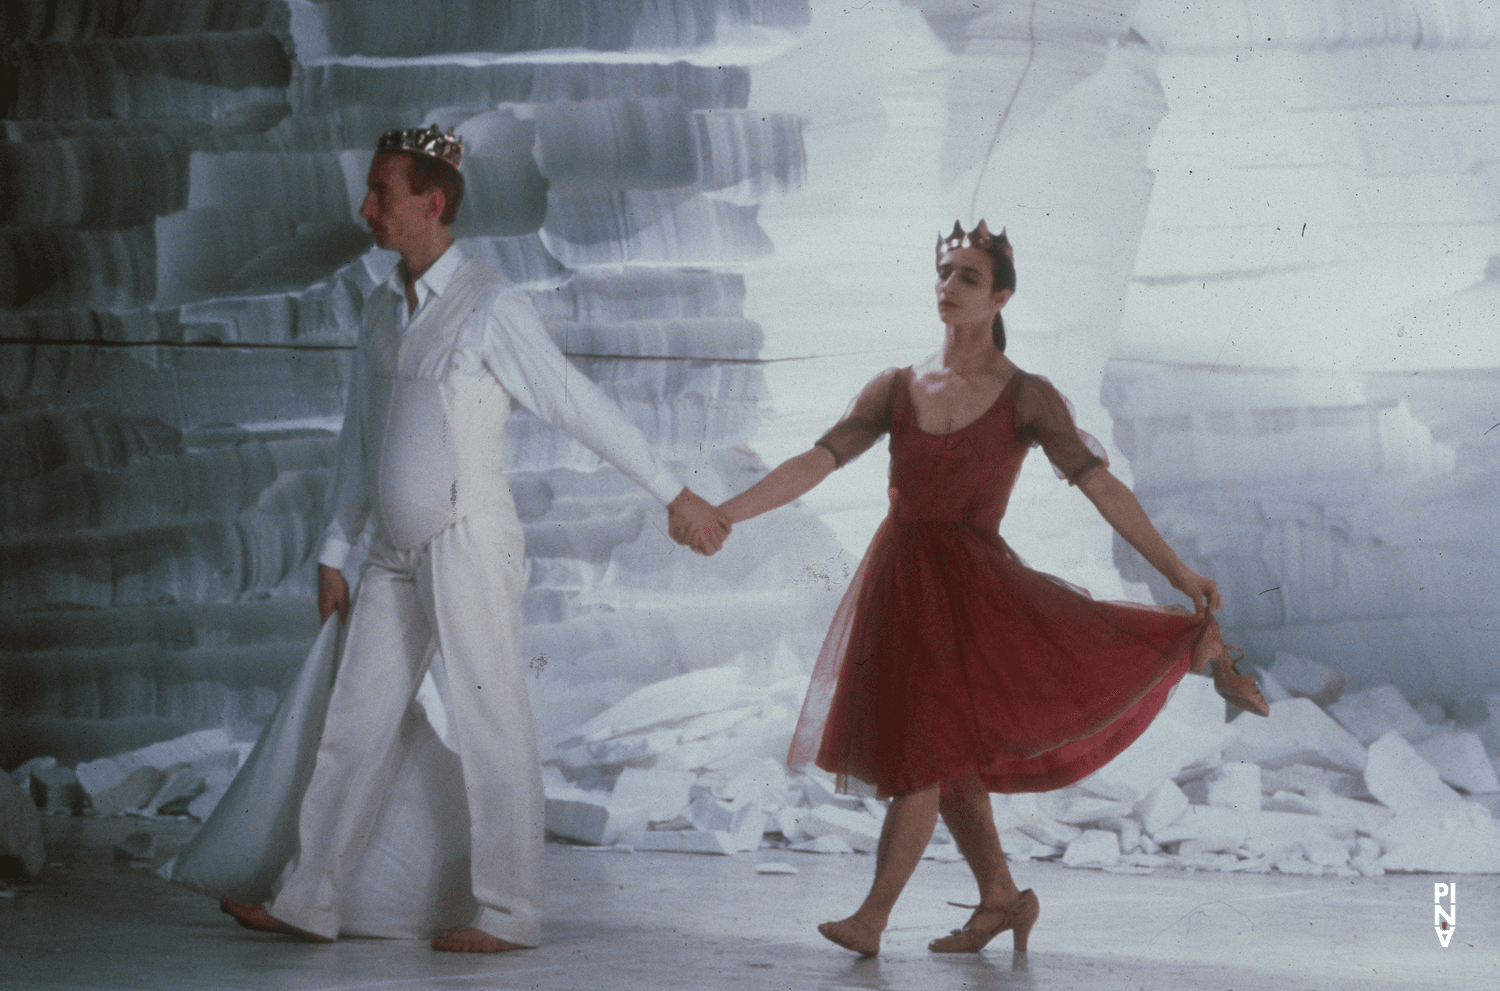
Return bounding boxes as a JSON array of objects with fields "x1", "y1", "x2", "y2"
[{"x1": 2, "y1": 817, "x2": 1493, "y2": 991}]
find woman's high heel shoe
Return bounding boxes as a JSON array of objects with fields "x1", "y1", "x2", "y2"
[
  {"x1": 929, "y1": 889, "x2": 1040, "y2": 953},
  {"x1": 1208, "y1": 644, "x2": 1270, "y2": 717}
]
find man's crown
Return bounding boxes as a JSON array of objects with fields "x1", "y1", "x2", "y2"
[
  {"x1": 937, "y1": 220, "x2": 1012, "y2": 264},
  {"x1": 376, "y1": 124, "x2": 463, "y2": 171}
]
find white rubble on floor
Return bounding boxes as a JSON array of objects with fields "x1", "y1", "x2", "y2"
[
  {"x1": 529, "y1": 654, "x2": 1500, "y2": 876},
  {"x1": 1224, "y1": 698, "x2": 1367, "y2": 773},
  {"x1": 1412, "y1": 731, "x2": 1500, "y2": 795},
  {"x1": 1204, "y1": 762, "x2": 1261, "y2": 812},
  {"x1": 1363, "y1": 731, "x2": 1468, "y2": 813},
  {"x1": 1062, "y1": 829, "x2": 1120, "y2": 867},
  {"x1": 1266, "y1": 653, "x2": 1345, "y2": 706},
  {"x1": 1078, "y1": 674, "x2": 1239, "y2": 802},
  {"x1": 9, "y1": 730, "x2": 254, "y2": 824},
  {"x1": 1329, "y1": 685, "x2": 1437, "y2": 745}
]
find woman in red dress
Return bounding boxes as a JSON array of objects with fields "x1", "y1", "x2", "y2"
[{"x1": 716, "y1": 222, "x2": 1267, "y2": 957}]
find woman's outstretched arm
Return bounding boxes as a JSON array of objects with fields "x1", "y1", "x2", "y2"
[
  {"x1": 1074, "y1": 464, "x2": 1220, "y2": 615},
  {"x1": 719, "y1": 446, "x2": 838, "y2": 525}
]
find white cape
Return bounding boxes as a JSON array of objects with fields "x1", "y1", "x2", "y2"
[{"x1": 168, "y1": 617, "x2": 477, "y2": 938}]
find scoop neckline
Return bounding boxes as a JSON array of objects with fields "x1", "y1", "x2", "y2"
[{"x1": 903, "y1": 367, "x2": 1023, "y2": 438}]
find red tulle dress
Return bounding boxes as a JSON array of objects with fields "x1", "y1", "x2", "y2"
[{"x1": 787, "y1": 367, "x2": 1220, "y2": 798}]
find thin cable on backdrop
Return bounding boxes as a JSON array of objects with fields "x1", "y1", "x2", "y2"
[{"x1": 968, "y1": 0, "x2": 1040, "y2": 220}]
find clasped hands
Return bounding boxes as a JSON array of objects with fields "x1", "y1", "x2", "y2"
[{"x1": 667, "y1": 487, "x2": 733, "y2": 556}]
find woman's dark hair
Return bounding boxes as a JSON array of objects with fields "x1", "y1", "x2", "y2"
[
  {"x1": 937, "y1": 221, "x2": 1016, "y2": 351},
  {"x1": 401, "y1": 152, "x2": 465, "y2": 226},
  {"x1": 983, "y1": 243, "x2": 1016, "y2": 353}
]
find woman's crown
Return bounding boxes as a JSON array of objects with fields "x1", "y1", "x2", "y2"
[
  {"x1": 937, "y1": 220, "x2": 1012, "y2": 264},
  {"x1": 376, "y1": 124, "x2": 463, "y2": 171}
]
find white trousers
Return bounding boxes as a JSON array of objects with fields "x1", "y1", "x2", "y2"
[{"x1": 269, "y1": 515, "x2": 542, "y2": 945}]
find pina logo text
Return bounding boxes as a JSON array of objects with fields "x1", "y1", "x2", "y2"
[{"x1": 1434, "y1": 882, "x2": 1456, "y2": 948}]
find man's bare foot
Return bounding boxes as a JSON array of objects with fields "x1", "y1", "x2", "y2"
[
  {"x1": 219, "y1": 898, "x2": 332, "y2": 943},
  {"x1": 817, "y1": 916, "x2": 881, "y2": 957},
  {"x1": 431, "y1": 926, "x2": 530, "y2": 954}
]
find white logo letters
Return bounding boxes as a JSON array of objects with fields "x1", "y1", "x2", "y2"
[{"x1": 1434, "y1": 882, "x2": 1456, "y2": 948}]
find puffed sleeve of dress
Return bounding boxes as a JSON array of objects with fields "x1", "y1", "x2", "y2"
[
  {"x1": 813, "y1": 368, "x2": 901, "y2": 468},
  {"x1": 1013, "y1": 372, "x2": 1109, "y2": 485}
]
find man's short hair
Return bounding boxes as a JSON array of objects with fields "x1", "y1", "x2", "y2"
[{"x1": 399, "y1": 152, "x2": 465, "y2": 226}]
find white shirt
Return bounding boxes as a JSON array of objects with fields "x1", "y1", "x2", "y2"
[{"x1": 318, "y1": 244, "x2": 682, "y2": 570}]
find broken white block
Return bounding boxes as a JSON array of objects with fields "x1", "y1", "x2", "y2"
[
  {"x1": 151, "y1": 748, "x2": 241, "y2": 817},
  {"x1": 1205, "y1": 762, "x2": 1262, "y2": 812},
  {"x1": 1263, "y1": 791, "x2": 1321, "y2": 816},
  {"x1": 546, "y1": 793, "x2": 649, "y2": 846},
  {"x1": 188, "y1": 761, "x2": 238, "y2": 822},
  {"x1": 1329, "y1": 685, "x2": 1435, "y2": 745},
  {"x1": 1137, "y1": 780, "x2": 1189, "y2": 837},
  {"x1": 1224, "y1": 698, "x2": 1366, "y2": 774},
  {"x1": 570, "y1": 666, "x2": 757, "y2": 745},
  {"x1": 1364, "y1": 731, "x2": 1468, "y2": 814},
  {"x1": 989, "y1": 792, "x2": 1040, "y2": 832},
  {"x1": 1260, "y1": 763, "x2": 1365, "y2": 799},
  {"x1": 610, "y1": 768, "x2": 696, "y2": 824},
  {"x1": 1017, "y1": 814, "x2": 1082, "y2": 849},
  {"x1": 1080, "y1": 675, "x2": 1239, "y2": 802},
  {"x1": 1350, "y1": 836, "x2": 1384, "y2": 876},
  {"x1": 2, "y1": 779, "x2": 45, "y2": 876},
  {"x1": 32, "y1": 764, "x2": 84, "y2": 815},
  {"x1": 74, "y1": 729, "x2": 236, "y2": 801},
  {"x1": 541, "y1": 765, "x2": 571, "y2": 794},
  {"x1": 804, "y1": 805, "x2": 882, "y2": 852},
  {"x1": 621, "y1": 829, "x2": 737, "y2": 855},
  {"x1": 1050, "y1": 794, "x2": 1135, "y2": 825},
  {"x1": 1376, "y1": 804, "x2": 1500, "y2": 873},
  {"x1": 799, "y1": 773, "x2": 865, "y2": 809},
  {"x1": 554, "y1": 728, "x2": 679, "y2": 768},
  {"x1": 1062, "y1": 829, "x2": 1119, "y2": 867},
  {"x1": 10, "y1": 756, "x2": 55, "y2": 793},
  {"x1": 1412, "y1": 732, "x2": 1500, "y2": 795},
  {"x1": 686, "y1": 794, "x2": 747, "y2": 834},
  {"x1": 1254, "y1": 666, "x2": 1293, "y2": 704},
  {"x1": 93, "y1": 767, "x2": 168, "y2": 817},
  {"x1": 755, "y1": 861, "x2": 798, "y2": 874},
  {"x1": 732, "y1": 808, "x2": 769, "y2": 852},
  {"x1": 1299, "y1": 834, "x2": 1353, "y2": 869},
  {"x1": 1176, "y1": 839, "x2": 1243, "y2": 868},
  {"x1": 142, "y1": 764, "x2": 205, "y2": 816},
  {"x1": 1098, "y1": 816, "x2": 1142, "y2": 854},
  {"x1": 1154, "y1": 806, "x2": 1355, "y2": 851},
  {"x1": 996, "y1": 828, "x2": 1059, "y2": 860},
  {"x1": 773, "y1": 806, "x2": 811, "y2": 841},
  {"x1": 1267, "y1": 653, "x2": 1344, "y2": 706},
  {"x1": 1306, "y1": 791, "x2": 1394, "y2": 836},
  {"x1": 790, "y1": 834, "x2": 854, "y2": 855},
  {"x1": 713, "y1": 757, "x2": 798, "y2": 809}
]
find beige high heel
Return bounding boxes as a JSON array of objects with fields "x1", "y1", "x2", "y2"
[
  {"x1": 929, "y1": 889, "x2": 1040, "y2": 953},
  {"x1": 1208, "y1": 644, "x2": 1270, "y2": 717},
  {"x1": 1189, "y1": 617, "x2": 1270, "y2": 718}
]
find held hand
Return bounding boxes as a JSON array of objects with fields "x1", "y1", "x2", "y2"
[
  {"x1": 318, "y1": 564, "x2": 351, "y2": 624},
  {"x1": 1172, "y1": 567, "x2": 1221, "y2": 617},
  {"x1": 668, "y1": 487, "x2": 732, "y2": 556}
]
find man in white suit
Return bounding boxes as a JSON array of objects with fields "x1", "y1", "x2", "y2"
[{"x1": 223, "y1": 125, "x2": 728, "y2": 952}]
